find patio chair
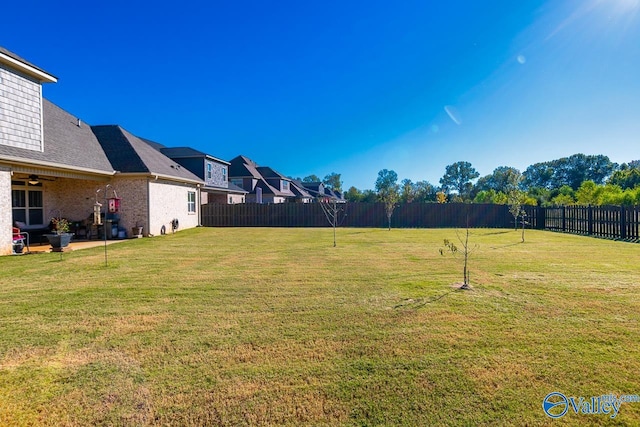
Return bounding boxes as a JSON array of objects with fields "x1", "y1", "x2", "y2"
[{"x1": 12, "y1": 226, "x2": 29, "y2": 254}]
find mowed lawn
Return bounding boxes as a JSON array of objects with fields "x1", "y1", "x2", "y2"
[{"x1": 1, "y1": 227, "x2": 639, "y2": 426}]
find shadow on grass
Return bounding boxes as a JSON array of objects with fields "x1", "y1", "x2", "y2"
[
  {"x1": 489, "y1": 242, "x2": 522, "y2": 250},
  {"x1": 394, "y1": 287, "x2": 467, "y2": 309},
  {"x1": 480, "y1": 230, "x2": 513, "y2": 236}
]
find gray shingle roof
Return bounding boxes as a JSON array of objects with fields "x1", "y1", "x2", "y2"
[
  {"x1": 256, "y1": 166, "x2": 289, "y2": 180},
  {"x1": 0, "y1": 99, "x2": 114, "y2": 174},
  {"x1": 91, "y1": 125, "x2": 203, "y2": 182},
  {"x1": 161, "y1": 147, "x2": 230, "y2": 165},
  {"x1": 229, "y1": 155, "x2": 263, "y2": 179},
  {"x1": 0, "y1": 46, "x2": 57, "y2": 81}
]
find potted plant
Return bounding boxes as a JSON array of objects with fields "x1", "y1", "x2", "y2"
[{"x1": 45, "y1": 217, "x2": 73, "y2": 252}]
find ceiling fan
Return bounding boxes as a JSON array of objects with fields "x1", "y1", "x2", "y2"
[{"x1": 27, "y1": 174, "x2": 56, "y2": 185}]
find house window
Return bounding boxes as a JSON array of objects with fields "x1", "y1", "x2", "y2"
[
  {"x1": 11, "y1": 181, "x2": 44, "y2": 225},
  {"x1": 282, "y1": 180, "x2": 289, "y2": 191},
  {"x1": 187, "y1": 191, "x2": 196, "y2": 213},
  {"x1": 206, "y1": 163, "x2": 212, "y2": 180},
  {"x1": 229, "y1": 196, "x2": 233, "y2": 204},
  {"x1": 222, "y1": 166, "x2": 227, "y2": 182}
]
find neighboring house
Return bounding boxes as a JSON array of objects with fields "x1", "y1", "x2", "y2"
[
  {"x1": 156, "y1": 146, "x2": 248, "y2": 204},
  {"x1": 288, "y1": 180, "x2": 314, "y2": 203},
  {"x1": 0, "y1": 47, "x2": 203, "y2": 254},
  {"x1": 228, "y1": 155, "x2": 294, "y2": 204},
  {"x1": 300, "y1": 181, "x2": 346, "y2": 202},
  {"x1": 255, "y1": 166, "x2": 297, "y2": 201}
]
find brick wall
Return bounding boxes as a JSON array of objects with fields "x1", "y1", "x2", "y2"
[
  {"x1": 148, "y1": 179, "x2": 199, "y2": 235},
  {"x1": 205, "y1": 161, "x2": 229, "y2": 188},
  {"x1": 0, "y1": 63, "x2": 43, "y2": 152},
  {"x1": 0, "y1": 170, "x2": 12, "y2": 255}
]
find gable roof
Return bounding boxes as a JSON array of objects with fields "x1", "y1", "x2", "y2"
[
  {"x1": 140, "y1": 137, "x2": 166, "y2": 151},
  {"x1": 229, "y1": 155, "x2": 263, "y2": 179},
  {"x1": 91, "y1": 125, "x2": 203, "y2": 183},
  {"x1": 161, "y1": 147, "x2": 230, "y2": 165},
  {"x1": 289, "y1": 180, "x2": 313, "y2": 199},
  {"x1": 0, "y1": 99, "x2": 115, "y2": 175},
  {"x1": 0, "y1": 46, "x2": 57, "y2": 83},
  {"x1": 228, "y1": 155, "x2": 293, "y2": 197},
  {"x1": 256, "y1": 166, "x2": 290, "y2": 180}
]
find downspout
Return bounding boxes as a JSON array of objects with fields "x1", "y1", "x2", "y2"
[
  {"x1": 197, "y1": 184, "x2": 202, "y2": 226},
  {"x1": 147, "y1": 177, "x2": 152, "y2": 236}
]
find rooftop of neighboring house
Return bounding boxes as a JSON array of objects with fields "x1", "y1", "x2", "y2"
[
  {"x1": 159, "y1": 147, "x2": 230, "y2": 165},
  {"x1": 229, "y1": 155, "x2": 294, "y2": 197},
  {"x1": 256, "y1": 166, "x2": 290, "y2": 180},
  {"x1": 228, "y1": 155, "x2": 261, "y2": 179},
  {"x1": 289, "y1": 180, "x2": 314, "y2": 199}
]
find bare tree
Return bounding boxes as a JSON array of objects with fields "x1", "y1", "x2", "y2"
[
  {"x1": 439, "y1": 219, "x2": 478, "y2": 289},
  {"x1": 319, "y1": 197, "x2": 346, "y2": 247}
]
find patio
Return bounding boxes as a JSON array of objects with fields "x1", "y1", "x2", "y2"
[{"x1": 16, "y1": 238, "x2": 127, "y2": 254}]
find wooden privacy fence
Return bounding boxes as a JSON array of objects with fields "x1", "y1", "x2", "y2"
[
  {"x1": 202, "y1": 202, "x2": 640, "y2": 241},
  {"x1": 201, "y1": 203, "x2": 515, "y2": 228}
]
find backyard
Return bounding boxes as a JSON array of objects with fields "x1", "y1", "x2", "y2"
[{"x1": 0, "y1": 227, "x2": 639, "y2": 426}]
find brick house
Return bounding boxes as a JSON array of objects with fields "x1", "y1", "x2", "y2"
[
  {"x1": 156, "y1": 146, "x2": 248, "y2": 204},
  {"x1": 228, "y1": 155, "x2": 313, "y2": 203},
  {"x1": 0, "y1": 47, "x2": 204, "y2": 255}
]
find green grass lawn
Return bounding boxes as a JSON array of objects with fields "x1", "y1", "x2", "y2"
[{"x1": 1, "y1": 227, "x2": 639, "y2": 426}]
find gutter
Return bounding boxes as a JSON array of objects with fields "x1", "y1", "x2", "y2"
[{"x1": 0, "y1": 156, "x2": 116, "y2": 177}]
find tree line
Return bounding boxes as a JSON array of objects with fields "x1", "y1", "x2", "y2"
[{"x1": 344, "y1": 154, "x2": 640, "y2": 207}]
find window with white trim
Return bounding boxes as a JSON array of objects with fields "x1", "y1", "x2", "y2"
[
  {"x1": 11, "y1": 181, "x2": 44, "y2": 225},
  {"x1": 187, "y1": 191, "x2": 196, "y2": 213}
]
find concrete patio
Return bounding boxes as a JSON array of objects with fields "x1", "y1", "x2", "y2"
[{"x1": 17, "y1": 239, "x2": 127, "y2": 254}]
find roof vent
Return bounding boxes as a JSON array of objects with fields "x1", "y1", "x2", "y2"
[{"x1": 77, "y1": 118, "x2": 82, "y2": 127}]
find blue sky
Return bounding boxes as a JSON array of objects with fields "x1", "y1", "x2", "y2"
[{"x1": 3, "y1": 0, "x2": 639, "y2": 189}]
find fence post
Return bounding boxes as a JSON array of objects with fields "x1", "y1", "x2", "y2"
[
  {"x1": 587, "y1": 205, "x2": 593, "y2": 236},
  {"x1": 562, "y1": 206, "x2": 566, "y2": 232},
  {"x1": 537, "y1": 207, "x2": 545, "y2": 230},
  {"x1": 620, "y1": 206, "x2": 627, "y2": 240}
]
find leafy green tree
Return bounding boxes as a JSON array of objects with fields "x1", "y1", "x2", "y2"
[
  {"x1": 414, "y1": 181, "x2": 436, "y2": 202},
  {"x1": 550, "y1": 185, "x2": 576, "y2": 205},
  {"x1": 303, "y1": 174, "x2": 321, "y2": 183},
  {"x1": 361, "y1": 189, "x2": 378, "y2": 203},
  {"x1": 474, "y1": 166, "x2": 522, "y2": 196},
  {"x1": 439, "y1": 161, "x2": 479, "y2": 200},
  {"x1": 400, "y1": 179, "x2": 417, "y2": 203},
  {"x1": 323, "y1": 172, "x2": 343, "y2": 192},
  {"x1": 375, "y1": 169, "x2": 400, "y2": 230},
  {"x1": 608, "y1": 163, "x2": 640, "y2": 190},
  {"x1": 344, "y1": 186, "x2": 363, "y2": 202},
  {"x1": 523, "y1": 154, "x2": 617, "y2": 190},
  {"x1": 507, "y1": 189, "x2": 528, "y2": 241},
  {"x1": 575, "y1": 180, "x2": 603, "y2": 205}
]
